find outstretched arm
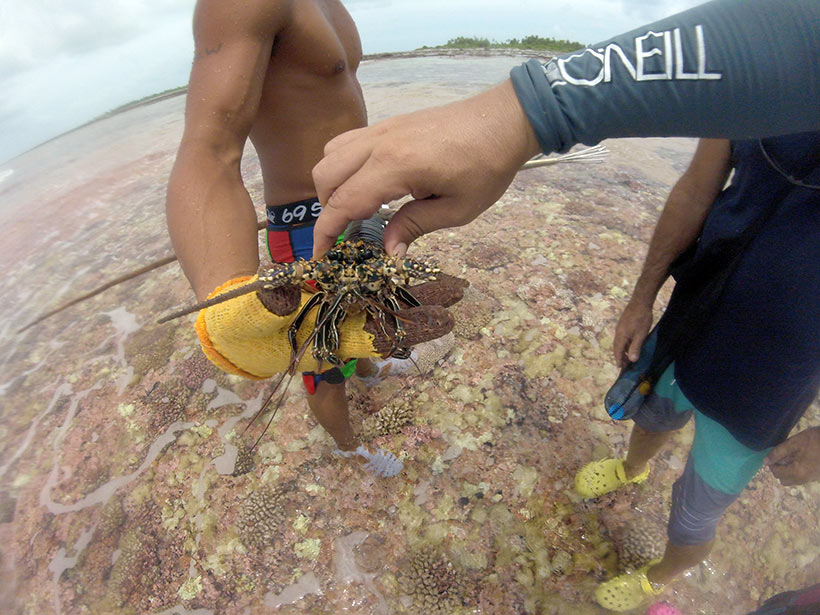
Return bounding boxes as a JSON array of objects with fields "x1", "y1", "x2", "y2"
[
  {"x1": 613, "y1": 139, "x2": 731, "y2": 367},
  {"x1": 166, "y1": 0, "x2": 288, "y2": 300},
  {"x1": 312, "y1": 0, "x2": 820, "y2": 258},
  {"x1": 313, "y1": 80, "x2": 539, "y2": 258}
]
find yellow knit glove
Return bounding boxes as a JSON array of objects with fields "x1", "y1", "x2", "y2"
[{"x1": 194, "y1": 276, "x2": 378, "y2": 379}]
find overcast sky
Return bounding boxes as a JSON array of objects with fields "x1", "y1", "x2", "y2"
[{"x1": 0, "y1": 0, "x2": 706, "y2": 165}]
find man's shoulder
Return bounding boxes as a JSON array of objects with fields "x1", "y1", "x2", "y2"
[{"x1": 193, "y1": 0, "x2": 293, "y2": 39}]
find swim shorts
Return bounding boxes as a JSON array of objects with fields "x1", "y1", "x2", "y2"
[
  {"x1": 627, "y1": 332, "x2": 772, "y2": 544},
  {"x1": 266, "y1": 197, "x2": 324, "y2": 263}
]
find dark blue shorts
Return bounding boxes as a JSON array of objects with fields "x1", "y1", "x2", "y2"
[{"x1": 625, "y1": 331, "x2": 771, "y2": 545}]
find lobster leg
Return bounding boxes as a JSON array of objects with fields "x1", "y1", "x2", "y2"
[
  {"x1": 287, "y1": 292, "x2": 326, "y2": 356},
  {"x1": 311, "y1": 292, "x2": 348, "y2": 366},
  {"x1": 394, "y1": 285, "x2": 422, "y2": 308}
]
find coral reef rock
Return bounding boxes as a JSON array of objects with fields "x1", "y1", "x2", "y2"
[
  {"x1": 550, "y1": 549, "x2": 574, "y2": 576},
  {"x1": 450, "y1": 286, "x2": 495, "y2": 340},
  {"x1": 465, "y1": 243, "x2": 510, "y2": 270},
  {"x1": 618, "y1": 523, "x2": 666, "y2": 572},
  {"x1": 413, "y1": 332, "x2": 456, "y2": 374},
  {"x1": 398, "y1": 548, "x2": 475, "y2": 614},
  {"x1": 0, "y1": 492, "x2": 16, "y2": 524},
  {"x1": 232, "y1": 441, "x2": 256, "y2": 477},
  {"x1": 238, "y1": 486, "x2": 289, "y2": 549},
  {"x1": 362, "y1": 398, "x2": 415, "y2": 439}
]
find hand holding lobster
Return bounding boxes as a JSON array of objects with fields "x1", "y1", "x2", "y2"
[{"x1": 179, "y1": 249, "x2": 467, "y2": 380}]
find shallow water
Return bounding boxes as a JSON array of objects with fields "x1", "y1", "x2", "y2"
[{"x1": 0, "y1": 55, "x2": 818, "y2": 615}]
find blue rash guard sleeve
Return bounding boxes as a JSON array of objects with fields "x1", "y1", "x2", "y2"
[{"x1": 510, "y1": 0, "x2": 820, "y2": 154}]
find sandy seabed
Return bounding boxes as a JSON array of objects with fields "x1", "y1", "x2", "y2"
[{"x1": 0, "y1": 54, "x2": 818, "y2": 615}]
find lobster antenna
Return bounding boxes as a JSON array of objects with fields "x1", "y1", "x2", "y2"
[
  {"x1": 519, "y1": 144, "x2": 609, "y2": 170},
  {"x1": 248, "y1": 371, "x2": 295, "y2": 452},
  {"x1": 242, "y1": 294, "x2": 341, "y2": 450},
  {"x1": 157, "y1": 279, "x2": 267, "y2": 323},
  {"x1": 241, "y1": 370, "x2": 290, "y2": 438},
  {"x1": 18, "y1": 219, "x2": 268, "y2": 333}
]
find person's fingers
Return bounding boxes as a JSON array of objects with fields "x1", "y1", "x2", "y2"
[
  {"x1": 405, "y1": 274, "x2": 469, "y2": 308},
  {"x1": 312, "y1": 155, "x2": 411, "y2": 258},
  {"x1": 613, "y1": 327, "x2": 629, "y2": 368},
  {"x1": 312, "y1": 201, "x2": 367, "y2": 259},
  {"x1": 323, "y1": 125, "x2": 370, "y2": 153},
  {"x1": 313, "y1": 129, "x2": 375, "y2": 206},
  {"x1": 364, "y1": 305, "x2": 454, "y2": 356},
  {"x1": 627, "y1": 332, "x2": 645, "y2": 364},
  {"x1": 383, "y1": 195, "x2": 477, "y2": 256}
]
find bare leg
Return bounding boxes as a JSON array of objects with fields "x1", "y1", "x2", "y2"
[
  {"x1": 623, "y1": 423, "x2": 676, "y2": 479},
  {"x1": 306, "y1": 380, "x2": 358, "y2": 451},
  {"x1": 647, "y1": 539, "x2": 714, "y2": 585}
]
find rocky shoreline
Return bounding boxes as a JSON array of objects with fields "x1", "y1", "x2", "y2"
[{"x1": 363, "y1": 47, "x2": 556, "y2": 61}]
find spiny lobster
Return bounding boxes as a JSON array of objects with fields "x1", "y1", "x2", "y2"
[
  {"x1": 159, "y1": 216, "x2": 439, "y2": 363},
  {"x1": 158, "y1": 215, "x2": 441, "y2": 448}
]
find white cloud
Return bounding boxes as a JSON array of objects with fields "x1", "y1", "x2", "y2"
[
  {"x1": 0, "y1": 1, "x2": 195, "y2": 162},
  {"x1": 0, "y1": 0, "x2": 195, "y2": 76}
]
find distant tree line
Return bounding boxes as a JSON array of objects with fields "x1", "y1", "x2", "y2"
[{"x1": 426, "y1": 35, "x2": 584, "y2": 53}]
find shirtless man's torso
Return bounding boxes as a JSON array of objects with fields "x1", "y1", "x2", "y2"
[
  {"x1": 166, "y1": 0, "x2": 394, "y2": 463},
  {"x1": 167, "y1": 0, "x2": 366, "y2": 299}
]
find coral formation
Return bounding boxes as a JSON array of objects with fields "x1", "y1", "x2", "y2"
[
  {"x1": 107, "y1": 528, "x2": 162, "y2": 608},
  {"x1": 550, "y1": 549, "x2": 573, "y2": 576},
  {"x1": 178, "y1": 352, "x2": 216, "y2": 390},
  {"x1": 465, "y1": 242, "x2": 510, "y2": 270},
  {"x1": 398, "y1": 548, "x2": 475, "y2": 613},
  {"x1": 237, "y1": 486, "x2": 289, "y2": 549},
  {"x1": 361, "y1": 397, "x2": 414, "y2": 439},
  {"x1": 124, "y1": 325, "x2": 177, "y2": 381},
  {"x1": 97, "y1": 497, "x2": 124, "y2": 539},
  {"x1": 0, "y1": 492, "x2": 16, "y2": 524},
  {"x1": 232, "y1": 441, "x2": 255, "y2": 476},
  {"x1": 494, "y1": 367, "x2": 570, "y2": 429},
  {"x1": 143, "y1": 377, "x2": 192, "y2": 431},
  {"x1": 618, "y1": 523, "x2": 666, "y2": 572},
  {"x1": 449, "y1": 286, "x2": 495, "y2": 339},
  {"x1": 412, "y1": 332, "x2": 456, "y2": 374}
]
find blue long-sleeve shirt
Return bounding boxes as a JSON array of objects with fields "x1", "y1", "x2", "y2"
[
  {"x1": 513, "y1": 0, "x2": 820, "y2": 450},
  {"x1": 510, "y1": 0, "x2": 820, "y2": 153}
]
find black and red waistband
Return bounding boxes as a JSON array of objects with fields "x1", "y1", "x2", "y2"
[{"x1": 266, "y1": 197, "x2": 322, "y2": 264}]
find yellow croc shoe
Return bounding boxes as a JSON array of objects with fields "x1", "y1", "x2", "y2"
[
  {"x1": 574, "y1": 458, "x2": 649, "y2": 499},
  {"x1": 595, "y1": 560, "x2": 664, "y2": 612}
]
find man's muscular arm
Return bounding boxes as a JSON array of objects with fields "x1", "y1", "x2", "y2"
[
  {"x1": 313, "y1": 0, "x2": 820, "y2": 258},
  {"x1": 613, "y1": 139, "x2": 731, "y2": 366},
  {"x1": 166, "y1": 0, "x2": 289, "y2": 300}
]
